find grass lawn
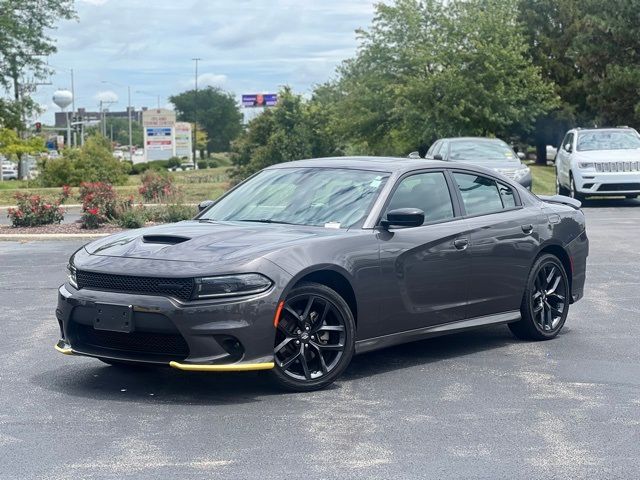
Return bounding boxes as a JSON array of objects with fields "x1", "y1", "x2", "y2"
[
  {"x1": 0, "y1": 166, "x2": 231, "y2": 206},
  {"x1": 0, "y1": 160, "x2": 558, "y2": 206},
  {"x1": 529, "y1": 163, "x2": 556, "y2": 196}
]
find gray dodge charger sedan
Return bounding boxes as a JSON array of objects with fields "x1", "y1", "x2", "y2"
[{"x1": 56, "y1": 157, "x2": 588, "y2": 391}]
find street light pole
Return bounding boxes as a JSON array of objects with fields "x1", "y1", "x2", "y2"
[
  {"x1": 192, "y1": 57, "x2": 201, "y2": 169},
  {"x1": 128, "y1": 86, "x2": 133, "y2": 161}
]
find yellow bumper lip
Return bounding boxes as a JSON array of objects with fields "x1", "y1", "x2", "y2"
[
  {"x1": 54, "y1": 340, "x2": 74, "y2": 355},
  {"x1": 169, "y1": 361, "x2": 274, "y2": 372}
]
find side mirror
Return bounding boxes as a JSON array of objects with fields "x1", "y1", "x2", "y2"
[
  {"x1": 198, "y1": 200, "x2": 214, "y2": 212},
  {"x1": 565, "y1": 143, "x2": 572, "y2": 153},
  {"x1": 381, "y1": 208, "x2": 425, "y2": 229},
  {"x1": 433, "y1": 154, "x2": 443, "y2": 161}
]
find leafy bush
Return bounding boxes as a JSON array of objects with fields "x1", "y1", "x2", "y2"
[
  {"x1": 116, "y1": 206, "x2": 147, "y2": 229},
  {"x1": 38, "y1": 134, "x2": 130, "y2": 187},
  {"x1": 139, "y1": 170, "x2": 177, "y2": 202},
  {"x1": 146, "y1": 204, "x2": 196, "y2": 223},
  {"x1": 197, "y1": 159, "x2": 218, "y2": 169},
  {"x1": 78, "y1": 182, "x2": 117, "y2": 228},
  {"x1": 130, "y1": 160, "x2": 171, "y2": 175},
  {"x1": 7, "y1": 192, "x2": 65, "y2": 227}
]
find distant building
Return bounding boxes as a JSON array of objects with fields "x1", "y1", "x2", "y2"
[{"x1": 53, "y1": 107, "x2": 147, "y2": 128}]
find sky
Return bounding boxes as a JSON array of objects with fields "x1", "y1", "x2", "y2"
[{"x1": 33, "y1": 0, "x2": 377, "y2": 124}]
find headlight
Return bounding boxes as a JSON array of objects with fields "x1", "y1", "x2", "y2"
[
  {"x1": 512, "y1": 166, "x2": 531, "y2": 181},
  {"x1": 67, "y1": 264, "x2": 78, "y2": 288},
  {"x1": 578, "y1": 162, "x2": 594, "y2": 169},
  {"x1": 193, "y1": 273, "x2": 272, "y2": 299}
]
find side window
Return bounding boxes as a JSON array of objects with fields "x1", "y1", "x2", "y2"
[
  {"x1": 562, "y1": 133, "x2": 574, "y2": 152},
  {"x1": 428, "y1": 141, "x2": 442, "y2": 158},
  {"x1": 437, "y1": 141, "x2": 449, "y2": 159},
  {"x1": 498, "y1": 182, "x2": 516, "y2": 208},
  {"x1": 386, "y1": 172, "x2": 454, "y2": 224},
  {"x1": 453, "y1": 172, "x2": 503, "y2": 216}
]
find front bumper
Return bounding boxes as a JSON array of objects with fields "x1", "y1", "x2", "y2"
[
  {"x1": 573, "y1": 170, "x2": 640, "y2": 195},
  {"x1": 55, "y1": 282, "x2": 283, "y2": 370}
]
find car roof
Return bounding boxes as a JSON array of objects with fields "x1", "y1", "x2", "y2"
[
  {"x1": 571, "y1": 127, "x2": 638, "y2": 133},
  {"x1": 265, "y1": 156, "x2": 453, "y2": 174},
  {"x1": 437, "y1": 137, "x2": 507, "y2": 143}
]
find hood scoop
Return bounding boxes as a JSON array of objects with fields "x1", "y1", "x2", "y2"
[{"x1": 142, "y1": 234, "x2": 191, "y2": 245}]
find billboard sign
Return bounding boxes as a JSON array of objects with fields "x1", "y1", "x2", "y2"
[
  {"x1": 142, "y1": 109, "x2": 176, "y2": 161},
  {"x1": 174, "y1": 122, "x2": 193, "y2": 160},
  {"x1": 242, "y1": 93, "x2": 278, "y2": 108}
]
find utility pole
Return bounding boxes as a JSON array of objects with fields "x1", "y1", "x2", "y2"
[
  {"x1": 192, "y1": 57, "x2": 201, "y2": 169},
  {"x1": 128, "y1": 86, "x2": 133, "y2": 161},
  {"x1": 70, "y1": 68, "x2": 76, "y2": 146}
]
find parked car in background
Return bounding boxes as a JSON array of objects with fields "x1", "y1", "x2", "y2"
[
  {"x1": 2, "y1": 163, "x2": 18, "y2": 180},
  {"x1": 546, "y1": 145, "x2": 558, "y2": 163},
  {"x1": 425, "y1": 137, "x2": 532, "y2": 189},
  {"x1": 555, "y1": 127, "x2": 640, "y2": 201},
  {"x1": 55, "y1": 156, "x2": 588, "y2": 391}
]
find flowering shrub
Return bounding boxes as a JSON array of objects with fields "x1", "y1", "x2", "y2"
[
  {"x1": 139, "y1": 171, "x2": 177, "y2": 202},
  {"x1": 7, "y1": 193, "x2": 65, "y2": 227},
  {"x1": 78, "y1": 182, "x2": 117, "y2": 229}
]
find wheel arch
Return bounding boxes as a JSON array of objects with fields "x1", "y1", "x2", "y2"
[
  {"x1": 286, "y1": 266, "x2": 358, "y2": 326},
  {"x1": 536, "y1": 242, "x2": 573, "y2": 294}
]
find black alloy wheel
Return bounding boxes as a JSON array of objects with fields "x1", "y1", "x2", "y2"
[
  {"x1": 509, "y1": 254, "x2": 570, "y2": 341},
  {"x1": 271, "y1": 282, "x2": 355, "y2": 391}
]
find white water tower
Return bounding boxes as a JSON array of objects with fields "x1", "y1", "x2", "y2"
[{"x1": 53, "y1": 89, "x2": 73, "y2": 147}]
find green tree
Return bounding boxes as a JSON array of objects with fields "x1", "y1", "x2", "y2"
[
  {"x1": 169, "y1": 87, "x2": 242, "y2": 153},
  {"x1": 86, "y1": 117, "x2": 143, "y2": 147},
  {"x1": 0, "y1": 0, "x2": 76, "y2": 130},
  {"x1": 0, "y1": 127, "x2": 45, "y2": 160},
  {"x1": 231, "y1": 87, "x2": 342, "y2": 180},
  {"x1": 38, "y1": 134, "x2": 130, "y2": 187},
  {"x1": 322, "y1": 0, "x2": 558, "y2": 155}
]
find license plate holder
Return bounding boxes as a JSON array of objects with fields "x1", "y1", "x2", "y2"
[{"x1": 94, "y1": 303, "x2": 133, "y2": 333}]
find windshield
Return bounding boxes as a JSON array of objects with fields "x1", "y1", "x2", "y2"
[
  {"x1": 200, "y1": 167, "x2": 389, "y2": 228},
  {"x1": 449, "y1": 140, "x2": 519, "y2": 163},
  {"x1": 577, "y1": 130, "x2": 640, "y2": 151}
]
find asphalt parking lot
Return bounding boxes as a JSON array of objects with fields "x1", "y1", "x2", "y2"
[{"x1": 1, "y1": 200, "x2": 639, "y2": 479}]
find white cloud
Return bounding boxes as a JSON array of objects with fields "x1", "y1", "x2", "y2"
[
  {"x1": 94, "y1": 90, "x2": 119, "y2": 103},
  {"x1": 32, "y1": 0, "x2": 377, "y2": 123}
]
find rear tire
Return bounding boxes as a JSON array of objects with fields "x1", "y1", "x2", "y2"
[
  {"x1": 508, "y1": 254, "x2": 570, "y2": 341},
  {"x1": 270, "y1": 282, "x2": 355, "y2": 392}
]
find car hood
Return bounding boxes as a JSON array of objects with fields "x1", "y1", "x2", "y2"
[
  {"x1": 574, "y1": 149, "x2": 640, "y2": 161},
  {"x1": 84, "y1": 220, "x2": 348, "y2": 264}
]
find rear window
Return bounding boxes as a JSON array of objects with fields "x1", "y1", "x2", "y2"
[{"x1": 449, "y1": 140, "x2": 519, "y2": 163}]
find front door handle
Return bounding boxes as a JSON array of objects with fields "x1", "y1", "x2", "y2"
[
  {"x1": 453, "y1": 238, "x2": 469, "y2": 250},
  {"x1": 521, "y1": 224, "x2": 534, "y2": 234}
]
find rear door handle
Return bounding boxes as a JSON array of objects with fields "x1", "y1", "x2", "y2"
[
  {"x1": 453, "y1": 238, "x2": 469, "y2": 250},
  {"x1": 521, "y1": 224, "x2": 534, "y2": 234}
]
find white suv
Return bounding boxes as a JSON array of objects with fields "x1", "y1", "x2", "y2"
[{"x1": 556, "y1": 127, "x2": 640, "y2": 201}]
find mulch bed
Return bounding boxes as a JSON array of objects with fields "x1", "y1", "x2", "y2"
[{"x1": 0, "y1": 223, "x2": 126, "y2": 235}]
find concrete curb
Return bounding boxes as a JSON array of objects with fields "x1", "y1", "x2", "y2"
[{"x1": 0, "y1": 233, "x2": 110, "y2": 241}]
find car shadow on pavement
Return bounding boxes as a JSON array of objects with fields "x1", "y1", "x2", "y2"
[
  {"x1": 580, "y1": 197, "x2": 639, "y2": 208},
  {"x1": 343, "y1": 324, "x2": 518, "y2": 382},
  {"x1": 33, "y1": 325, "x2": 528, "y2": 404}
]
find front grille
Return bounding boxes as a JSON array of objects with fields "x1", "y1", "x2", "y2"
[
  {"x1": 595, "y1": 161, "x2": 640, "y2": 173},
  {"x1": 597, "y1": 183, "x2": 640, "y2": 191},
  {"x1": 76, "y1": 270, "x2": 195, "y2": 301},
  {"x1": 73, "y1": 322, "x2": 189, "y2": 358}
]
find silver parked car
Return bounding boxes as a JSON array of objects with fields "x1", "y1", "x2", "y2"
[
  {"x1": 425, "y1": 137, "x2": 532, "y2": 189},
  {"x1": 556, "y1": 127, "x2": 640, "y2": 201}
]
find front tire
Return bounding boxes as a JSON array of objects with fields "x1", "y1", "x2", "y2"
[
  {"x1": 569, "y1": 173, "x2": 586, "y2": 202},
  {"x1": 270, "y1": 282, "x2": 355, "y2": 392},
  {"x1": 509, "y1": 254, "x2": 570, "y2": 341},
  {"x1": 556, "y1": 169, "x2": 569, "y2": 196}
]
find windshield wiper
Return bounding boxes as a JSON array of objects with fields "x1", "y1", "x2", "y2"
[{"x1": 240, "y1": 219, "x2": 299, "y2": 225}]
